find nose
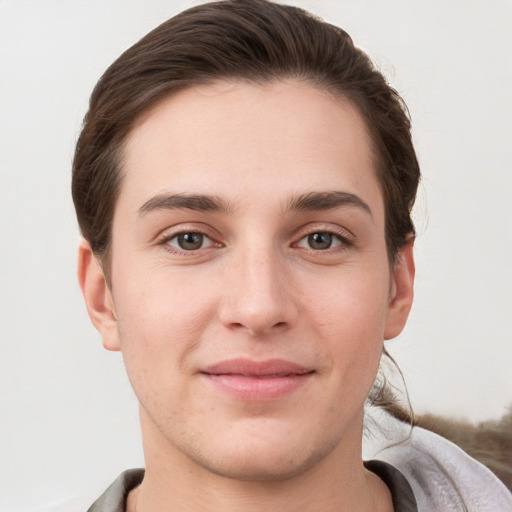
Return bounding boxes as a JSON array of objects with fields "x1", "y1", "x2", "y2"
[{"x1": 218, "y1": 246, "x2": 298, "y2": 337}]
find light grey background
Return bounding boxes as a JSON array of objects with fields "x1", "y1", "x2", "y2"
[{"x1": 1, "y1": 1, "x2": 511, "y2": 510}]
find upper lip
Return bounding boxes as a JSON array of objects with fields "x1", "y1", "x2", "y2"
[{"x1": 201, "y1": 358, "x2": 313, "y2": 377}]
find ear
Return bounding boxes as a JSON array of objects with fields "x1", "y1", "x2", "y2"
[
  {"x1": 384, "y1": 239, "x2": 415, "y2": 340},
  {"x1": 77, "y1": 239, "x2": 121, "y2": 351}
]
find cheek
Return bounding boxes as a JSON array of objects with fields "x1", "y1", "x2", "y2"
[
  {"x1": 307, "y1": 268, "x2": 390, "y2": 379},
  {"x1": 309, "y1": 264, "x2": 391, "y2": 336},
  {"x1": 112, "y1": 269, "x2": 217, "y2": 378},
  {"x1": 114, "y1": 285, "x2": 208, "y2": 419}
]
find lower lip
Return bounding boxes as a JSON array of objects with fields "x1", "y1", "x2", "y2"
[{"x1": 203, "y1": 373, "x2": 313, "y2": 401}]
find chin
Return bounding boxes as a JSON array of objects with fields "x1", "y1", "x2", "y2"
[
  {"x1": 184, "y1": 426, "x2": 344, "y2": 483},
  {"x1": 195, "y1": 447, "x2": 327, "y2": 482}
]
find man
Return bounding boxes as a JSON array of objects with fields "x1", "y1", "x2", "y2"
[{"x1": 73, "y1": 1, "x2": 512, "y2": 510}]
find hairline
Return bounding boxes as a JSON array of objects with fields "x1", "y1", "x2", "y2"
[{"x1": 99, "y1": 77, "x2": 403, "y2": 286}]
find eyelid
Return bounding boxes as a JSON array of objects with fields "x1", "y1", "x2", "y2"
[
  {"x1": 167, "y1": 232, "x2": 216, "y2": 250},
  {"x1": 292, "y1": 223, "x2": 355, "y2": 246},
  {"x1": 155, "y1": 223, "x2": 224, "y2": 253},
  {"x1": 295, "y1": 233, "x2": 343, "y2": 250},
  {"x1": 155, "y1": 222, "x2": 219, "y2": 240}
]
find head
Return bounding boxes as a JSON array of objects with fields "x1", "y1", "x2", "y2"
[
  {"x1": 72, "y1": 0, "x2": 419, "y2": 284},
  {"x1": 74, "y1": 0, "x2": 419, "y2": 484}
]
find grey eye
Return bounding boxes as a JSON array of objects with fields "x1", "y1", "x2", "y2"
[
  {"x1": 307, "y1": 232, "x2": 333, "y2": 250},
  {"x1": 172, "y1": 233, "x2": 206, "y2": 250},
  {"x1": 297, "y1": 232, "x2": 343, "y2": 250}
]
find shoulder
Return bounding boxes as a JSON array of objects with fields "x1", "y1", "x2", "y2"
[
  {"x1": 376, "y1": 426, "x2": 512, "y2": 511},
  {"x1": 87, "y1": 469, "x2": 144, "y2": 512}
]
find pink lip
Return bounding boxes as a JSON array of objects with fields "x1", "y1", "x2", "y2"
[{"x1": 201, "y1": 358, "x2": 314, "y2": 401}]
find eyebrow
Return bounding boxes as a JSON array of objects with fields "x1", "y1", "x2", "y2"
[
  {"x1": 138, "y1": 193, "x2": 234, "y2": 216},
  {"x1": 138, "y1": 190, "x2": 372, "y2": 218},
  {"x1": 286, "y1": 191, "x2": 372, "y2": 217}
]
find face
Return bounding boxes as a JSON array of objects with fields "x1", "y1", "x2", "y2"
[{"x1": 80, "y1": 80, "x2": 414, "y2": 481}]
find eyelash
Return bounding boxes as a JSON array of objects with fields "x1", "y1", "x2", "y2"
[
  {"x1": 294, "y1": 227, "x2": 353, "y2": 252},
  {"x1": 157, "y1": 228, "x2": 222, "y2": 255},
  {"x1": 157, "y1": 226, "x2": 353, "y2": 255}
]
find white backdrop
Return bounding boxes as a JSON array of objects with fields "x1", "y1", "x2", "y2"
[{"x1": 1, "y1": 1, "x2": 511, "y2": 510}]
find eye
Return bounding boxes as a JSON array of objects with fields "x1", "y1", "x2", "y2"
[
  {"x1": 166, "y1": 232, "x2": 215, "y2": 251},
  {"x1": 296, "y1": 232, "x2": 343, "y2": 250}
]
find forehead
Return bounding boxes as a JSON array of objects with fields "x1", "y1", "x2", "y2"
[{"x1": 119, "y1": 80, "x2": 382, "y2": 216}]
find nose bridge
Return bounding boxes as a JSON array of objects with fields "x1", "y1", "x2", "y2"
[
  {"x1": 220, "y1": 239, "x2": 295, "y2": 335},
  {"x1": 244, "y1": 245, "x2": 281, "y2": 302}
]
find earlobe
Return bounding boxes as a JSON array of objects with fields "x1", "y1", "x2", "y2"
[
  {"x1": 384, "y1": 239, "x2": 415, "y2": 340},
  {"x1": 78, "y1": 239, "x2": 121, "y2": 351}
]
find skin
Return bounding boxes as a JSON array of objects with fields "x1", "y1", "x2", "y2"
[{"x1": 79, "y1": 80, "x2": 414, "y2": 512}]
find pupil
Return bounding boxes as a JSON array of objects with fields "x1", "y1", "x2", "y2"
[
  {"x1": 308, "y1": 232, "x2": 332, "y2": 250},
  {"x1": 178, "y1": 233, "x2": 203, "y2": 250}
]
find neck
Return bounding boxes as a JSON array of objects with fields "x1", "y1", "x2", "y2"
[{"x1": 129, "y1": 409, "x2": 392, "y2": 512}]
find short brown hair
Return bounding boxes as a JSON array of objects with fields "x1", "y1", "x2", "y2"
[{"x1": 72, "y1": 0, "x2": 420, "y2": 275}]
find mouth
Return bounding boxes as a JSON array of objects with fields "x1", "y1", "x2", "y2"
[{"x1": 200, "y1": 358, "x2": 315, "y2": 401}]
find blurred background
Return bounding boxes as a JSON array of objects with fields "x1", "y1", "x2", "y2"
[{"x1": 1, "y1": 0, "x2": 511, "y2": 510}]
